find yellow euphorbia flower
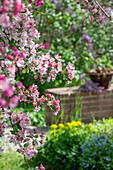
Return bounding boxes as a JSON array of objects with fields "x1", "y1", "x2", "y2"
[
  {"x1": 66, "y1": 122, "x2": 72, "y2": 128},
  {"x1": 71, "y1": 121, "x2": 82, "y2": 127},
  {"x1": 50, "y1": 124, "x2": 58, "y2": 129},
  {"x1": 58, "y1": 123, "x2": 64, "y2": 128},
  {"x1": 57, "y1": 129, "x2": 61, "y2": 132},
  {"x1": 71, "y1": 121, "x2": 78, "y2": 126},
  {"x1": 50, "y1": 130, "x2": 56, "y2": 135},
  {"x1": 64, "y1": 126, "x2": 68, "y2": 130},
  {"x1": 75, "y1": 121, "x2": 82, "y2": 127}
]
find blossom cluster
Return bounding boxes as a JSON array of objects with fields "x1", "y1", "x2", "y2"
[
  {"x1": 8, "y1": 110, "x2": 45, "y2": 159},
  {"x1": 0, "y1": 75, "x2": 20, "y2": 108},
  {"x1": 17, "y1": 84, "x2": 60, "y2": 114},
  {"x1": 35, "y1": 164, "x2": 45, "y2": 170},
  {"x1": 0, "y1": 0, "x2": 44, "y2": 27}
]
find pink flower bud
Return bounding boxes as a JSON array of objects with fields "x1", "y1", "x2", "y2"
[
  {"x1": 84, "y1": 0, "x2": 88, "y2": 4},
  {"x1": 46, "y1": 94, "x2": 51, "y2": 99},
  {"x1": 9, "y1": 96, "x2": 20, "y2": 109},
  {"x1": 80, "y1": 4, "x2": 84, "y2": 7},
  {"x1": 0, "y1": 98, "x2": 8, "y2": 108},
  {"x1": 0, "y1": 46, "x2": 5, "y2": 54},
  {"x1": 3, "y1": 86, "x2": 14, "y2": 97},
  {"x1": 34, "y1": 75, "x2": 38, "y2": 79},
  {"x1": 3, "y1": 0, "x2": 10, "y2": 5},
  {"x1": 6, "y1": 55, "x2": 13, "y2": 61},
  {"x1": 4, "y1": 15, "x2": 10, "y2": 23},
  {"x1": 36, "y1": 0, "x2": 44, "y2": 7},
  {"x1": 1, "y1": 6, "x2": 8, "y2": 13},
  {"x1": 34, "y1": 128, "x2": 38, "y2": 133},
  {"x1": 44, "y1": 43, "x2": 49, "y2": 50},
  {"x1": 29, "y1": 0, "x2": 34, "y2": 3},
  {"x1": 20, "y1": 52, "x2": 26, "y2": 59}
]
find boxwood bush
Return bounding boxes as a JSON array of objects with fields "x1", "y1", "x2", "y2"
[{"x1": 30, "y1": 118, "x2": 113, "y2": 170}]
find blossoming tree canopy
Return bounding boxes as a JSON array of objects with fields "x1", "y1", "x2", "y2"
[{"x1": 0, "y1": 0, "x2": 76, "y2": 168}]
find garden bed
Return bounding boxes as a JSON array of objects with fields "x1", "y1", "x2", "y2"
[{"x1": 31, "y1": 118, "x2": 113, "y2": 170}]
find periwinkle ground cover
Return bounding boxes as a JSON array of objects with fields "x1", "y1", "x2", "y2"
[{"x1": 29, "y1": 118, "x2": 113, "y2": 170}]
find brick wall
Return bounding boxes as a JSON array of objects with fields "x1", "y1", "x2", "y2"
[{"x1": 45, "y1": 85, "x2": 113, "y2": 125}]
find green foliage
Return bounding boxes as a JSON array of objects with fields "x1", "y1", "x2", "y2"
[
  {"x1": 29, "y1": 107, "x2": 46, "y2": 127},
  {"x1": 70, "y1": 91, "x2": 83, "y2": 121},
  {"x1": 31, "y1": 118, "x2": 113, "y2": 169}
]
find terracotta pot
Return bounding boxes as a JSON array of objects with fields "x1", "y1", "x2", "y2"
[{"x1": 88, "y1": 69, "x2": 113, "y2": 89}]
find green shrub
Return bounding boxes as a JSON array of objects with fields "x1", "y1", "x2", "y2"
[{"x1": 32, "y1": 118, "x2": 113, "y2": 169}]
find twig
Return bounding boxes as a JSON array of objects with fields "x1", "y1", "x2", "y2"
[
  {"x1": 24, "y1": 153, "x2": 31, "y2": 169},
  {"x1": 94, "y1": 0, "x2": 111, "y2": 20}
]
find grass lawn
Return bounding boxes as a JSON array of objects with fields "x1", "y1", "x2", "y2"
[{"x1": 0, "y1": 152, "x2": 27, "y2": 170}]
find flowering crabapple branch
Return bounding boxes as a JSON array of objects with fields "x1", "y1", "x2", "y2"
[
  {"x1": 77, "y1": 0, "x2": 112, "y2": 24},
  {"x1": 94, "y1": 0, "x2": 111, "y2": 20},
  {"x1": 9, "y1": 112, "x2": 31, "y2": 169}
]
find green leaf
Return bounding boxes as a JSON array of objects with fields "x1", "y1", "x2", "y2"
[
  {"x1": 10, "y1": 130, "x2": 15, "y2": 135},
  {"x1": 36, "y1": 11, "x2": 45, "y2": 15},
  {"x1": 21, "y1": 134, "x2": 25, "y2": 138},
  {"x1": 17, "y1": 137, "x2": 20, "y2": 140},
  {"x1": 24, "y1": 143, "x2": 30, "y2": 148},
  {"x1": 34, "y1": 140, "x2": 38, "y2": 145}
]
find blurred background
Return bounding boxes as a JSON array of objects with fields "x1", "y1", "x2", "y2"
[{"x1": 15, "y1": 0, "x2": 113, "y2": 126}]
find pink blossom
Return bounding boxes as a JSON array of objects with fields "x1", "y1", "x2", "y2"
[
  {"x1": 44, "y1": 43, "x2": 49, "y2": 50},
  {"x1": 16, "y1": 60, "x2": 25, "y2": 68},
  {"x1": 83, "y1": 18, "x2": 87, "y2": 22},
  {"x1": 1, "y1": 6, "x2": 8, "y2": 13},
  {"x1": 0, "y1": 98, "x2": 8, "y2": 108},
  {"x1": 47, "y1": 75, "x2": 51, "y2": 82},
  {"x1": 84, "y1": 0, "x2": 88, "y2": 4},
  {"x1": 0, "y1": 46, "x2": 5, "y2": 54},
  {"x1": 36, "y1": 0, "x2": 44, "y2": 7},
  {"x1": 6, "y1": 55, "x2": 14, "y2": 61},
  {"x1": 89, "y1": 16, "x2": 94, "y2": 22},
  {"x1": 9, "y1": 96, "x2": 20, "y2": 109},
  {"x1": 34, "y1": 128, "x2": 39, "y2": 133},
  {"x1": 40, "y1": 164, "x2": 45, "y2": 170},
  {"x1": 3, "y1": 0, "x2": 10, "y2": 5},
  {"x1": 46, "y1": 94, "x2": 51, "y2": 99},
  {"x1": 20, "y1": 52, "x2": 26, "y2": 59},
  {"x1": 3, "y1": 86, "x2": 14, "y2": 97},
  {"x1": 14, "y1": 0, "x2": 23, "y2": 15},
  {"x1": 34, "y1": 75, "x2": 38, "y2": 79},
  {"x1": 29, "y1": 0, "x2": 34, "y2": 3}
]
